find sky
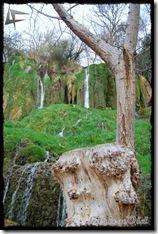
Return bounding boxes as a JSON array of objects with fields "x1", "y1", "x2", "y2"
[
  {"x1": 3, "y1": 3, "x2": 151, "y2": 66},
  {"x1": 3, "y1": 4, "x2": 93, "y2": 36},
  {"x1": 4, "y1": 3, "x2": 97, "y2": 66}
]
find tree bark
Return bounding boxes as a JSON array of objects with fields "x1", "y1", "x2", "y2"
[
  {"x1": 52, "y1": 144, "x2": 140, "y2": 227},
  {"x1": 52, "y1": 4, "x2": 141, "y2": 227},
  {"x1": 115, "y1": 4, "x2": 140, "y2": 148}
]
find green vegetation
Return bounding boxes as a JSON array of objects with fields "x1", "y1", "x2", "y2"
[
  {"x1": 88, "y1": 63, "x2": 116, "y2": 109},
  {"x1": 135, "y1": 118, "x2": 151, "y2": 175},
  {"x1": 20, "y1": 144, "x2": 45, "y2": 163},
  {"x1": 3, "y1": 54, "x2": 38, "y2": 120},
  {"x1": 4, "y1": 104, "x2": 151, "y2": 175},
  {"x1": 4, "y1": 54, "x2": 151, "y2": 122}
]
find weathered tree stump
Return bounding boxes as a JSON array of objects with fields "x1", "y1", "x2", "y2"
[{"x1": 52, "y1": 144, "x2": 140, "y2": 227}]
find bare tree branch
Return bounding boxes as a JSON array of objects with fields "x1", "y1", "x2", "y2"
[
  {"x1": 52, "y1": 4, "x2": 120, "y2": 72},
  {"x1": 67, "y1": 4, "x2": 79, "y2": 12},
  {"x1": 91, "y1": 4, "x2": 128, "y2": 47},
  {"x1": 27, "y1": 4, "x2": 61, "y2": 20}
]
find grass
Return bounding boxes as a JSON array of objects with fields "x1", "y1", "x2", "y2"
[
  {"x1": 4, "y1": 104, "x2": 151, "y2": 175},
  {"x1": 135, "y1": 119, "x2": 151, "y2": 174}
]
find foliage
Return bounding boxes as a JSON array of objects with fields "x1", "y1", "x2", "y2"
[
  {"x1": 20, "y1": 143, "x2": 45, "y2": 164},
  {"x1": 135, "y1": 119, "x2": 151, "y2": 174},
  {"x1": 89, "y1": 63, "x2": 116, "y2": 108},
  {"x1": 4, "y1": 51, "x2": 151, "y2": 122},
  {"x1": 136, "y1": 75, "x2": 151, "y2": 112},
  {"x1": 3, "y1": 54, "x2": 38, "y2": 120},
  {"x1": 4, "y1": 56, "x2": 118, "y2": 121}
]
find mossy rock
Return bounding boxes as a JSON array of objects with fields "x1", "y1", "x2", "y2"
[
  {"x1": 75, "y1": 63, "x2": 116, "y2": 109},
  {"x1": 16, "y1": 144, "x2": 45, "y2": 165},
  {"x1": 4, "y1": 162, "x2": 61, "y2": 227},
  {"x1": 4, "y1": 55, "x2": 38, "y2": 120},
  {"x1": 4, "y1": 55, "x2": 151, "y2": 120},
  {"x1": 136, "y1": 174, "x2": 151, "y2": 223}
]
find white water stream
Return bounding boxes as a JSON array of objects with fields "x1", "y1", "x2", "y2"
[
  {"x1": 17, "y1": 162, "x2": 40, "y2": 224},
  {"x1": 3, "y1": 150, "x2": 19, "y2": 203},
  {"x1": 38, "y1": 77, "x2": 45, "y2": 109},
  {"x1": 8, "y1": 166, "x2": 29, "y2": 220},
  {"x1": 84, "y1": 66, "x2": 90, "y2": 108}
]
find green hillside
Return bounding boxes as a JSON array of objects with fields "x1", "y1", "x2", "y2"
[{"x1": 4, "y1": 104, "x2": 151, "y2": 175}]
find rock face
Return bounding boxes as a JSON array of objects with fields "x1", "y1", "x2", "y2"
[
  {"x1": 52, "y1": 144, "x2": 140, "y2": 227},
  {"x1": 4, "y1": 58, "x2": 116, "y2": 120},
  {"x1": 4, "y1": 154, "x2": 61, "y2": 227}
]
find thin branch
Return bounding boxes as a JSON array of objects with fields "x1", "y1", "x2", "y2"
[
  {"x1": 67, "y1": 4, "x2": 79, "y2": 12},
  {"x1": 27, "y1": 4, "x2": 61, "y2": 20},
  {"x1": 51, "y1": 14, "x2": 70, "y2": 48},
  {"x1": 52, "y1": 4, "x2": 119, "y2": 72}
]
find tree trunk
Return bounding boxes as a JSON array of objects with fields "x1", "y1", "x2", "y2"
[
  {"x1": 52, "y1": 144, "x2": 140, "y2": 227},
  {"x1": 116, "y1": 4, "x2": 140, "y2": 148},
  {"x1": 52, "y1": 4, "x2": 140, "y2": 227},
  {"x1": 115, "y1": 55, "x2": 135, "y2": 149}
]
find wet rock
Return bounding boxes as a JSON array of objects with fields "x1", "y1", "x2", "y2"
[{"x1": 4, "y1": 160, "x2": 61, "y2": 227}]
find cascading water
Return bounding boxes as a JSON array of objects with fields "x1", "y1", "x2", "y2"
[
  {"x1": 84, "y1": 66, "x2": 90, "y2": 108},
  {"x1": 38, "y1": 77, "x2": 45, "y2": 109},
  {"x1": 3, "y1": 149, "x2": 19, "y2": 203},
  {"x1": 57, "y1": 190, "x2": 67, "y2": 227},
  {"x1": 7, "y1": 165, "x2": 29, "y2": 220},
  {"x1": 5, "y1": 149, "x2": 60, "y2": 226},
  {"x1": 17, "y1": 162, "x2": 40, "y2": 225}
]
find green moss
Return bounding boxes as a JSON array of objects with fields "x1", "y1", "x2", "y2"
[
  {"x1": 20, "y1": 144, "x2": 45, "y2": 163},
  {"x1": 4, "y1": 94, "x2": 151, "y2": 174},
  {"x1": 136, "y1": 76, "x2": 146, "y2": 109},
  {"x1": 3, "y1": 55, "x2": 38, "y2": 120},
  {"x1": 4, "y1": 163, "x2": 60, "y2": 227},
  {"x1": 4, "y1": 104, "x2": 149, "y2": 175},
  {"x1": 4, "y1": 56, "x2": 149, "y2": 121},
  {"x1": 75, "y1": 63, "x2": 116, "y2": 109},
  {"x1": 138, "y1": 106, "x2": 151, "y2": 121}
]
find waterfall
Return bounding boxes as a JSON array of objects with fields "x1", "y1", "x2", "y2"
[
  {"x1": 38, "y1": 77, "x2": 45, "y2": 109},
  {"x1": 57, "y1": 191, "x2": 67, "y2": 227},
  {"x1": 3, "y1": 149, "x2": 19, "y2": 203},
  {"x1": 84, "y1": 66, "x2": 90, "y2": 108},
  {"x1": 7, "y1": 165, "x2": 29, "y2": 220},
  {"x1": 17, "y1": 162, "x2": 40, "y2": 225}
]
